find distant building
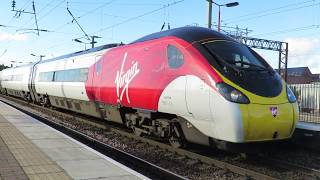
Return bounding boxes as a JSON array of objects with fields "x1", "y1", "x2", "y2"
[
  {"x1": 312, "y1": 73, "x2": 320, "y2": 83},
  {"x1": 280, "y1": 67, "x2": 320, "y2": 84}
]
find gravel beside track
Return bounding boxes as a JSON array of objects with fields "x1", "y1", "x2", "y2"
[
  {"x1": 1, "y1": 95, "x2": 319, "y2": 179},
  {"x1": 255, "y1": 147, "x2": 320, "y2": 178}
]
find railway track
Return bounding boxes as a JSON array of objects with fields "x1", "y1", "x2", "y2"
[
  {"x1": 1, "y1": 95, "x2": 316, "y2": 179},
  {"x1": 0, "y1": 96, "x2": 185, "y2": 180}
]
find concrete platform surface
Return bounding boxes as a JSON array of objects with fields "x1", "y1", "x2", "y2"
[
  {"x1": 292, "y1": 121, "x2": 320, "y2": 150},
  {"x1": 0, "y1": 101, "x2": 148, "y2": 180},
  {"x1": 296, "y1": 121, "x2": 320, "y2": 131}
]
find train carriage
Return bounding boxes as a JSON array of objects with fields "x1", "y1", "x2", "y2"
[
  {"x1": 0, "y1": 27, "x2": 299, "y2": 149},
  {"x1": 33, "y1": 44, "x2": 120, "y2": 117},
  {"x1": 1, "y1": 65, "x2": 32, "y2": 99}
]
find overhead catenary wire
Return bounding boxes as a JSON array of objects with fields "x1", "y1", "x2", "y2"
[
  {"x1": 0, "y1": 0, "x2": 77, "y2": 62},
  {"x1": 224, "y1": 0, "x2": 315, "y2": 22},
  {"x1": 6, "y1": 0, "x2": 32, "y2": 24},
  {"x1": 0, "y1": 0, "x2": 63, "y2": 50},
  {"x1": 63, "y1": 0, "x2": 183, "y2": 40},
  {"x1": 91, "y1": 0, "x2": 185, "y2": 36},
  {"x1": 69, "y1": 2, "x2": 162, "y2": 6},
  {"x1": 48, "y1": 0, "x2": 183, "y2": 44},
  {"x1": 54, "y1": 0, "x2": 184, "y2": 41},
  {"x1": 252, "y1": 25, "x2": 320, "y2": 37},
  {"x1": 2, "y1": 1, "x2": 317, "y2": 49},
  {"x1": 33, "y1": 0, "x2": 65, "y2": 24},
  {"x1": 0, "y1": 2, "x2": 178, "y2": 60},
  {"x1": 67, "y1": 8, "x2": 166, "y2": 25},
  {"x1": 20, "y1": 0, "x2": 33, "y2": 10},
  {"x1": 17, "y1": 0, "x2": 57, "y2": 28},
  {"x1": 224, "y1": 1, "x2": 320, "y2": 24},
  {"x1": 69, "y1": 0, "x2": 117, "y2": 22},
  {"x1": 20, "y1": 0, "x2": 65, "y2": 34},
  {"x1": 0, "y1": 1, "x2": 37, "y2": 48},
  {"x1": 6, "y1": 0, "x2": 177, "y2": 38},
  {"x1": 1, "y1": 0, "x2": 116, "y2": 61},
  {"x1": 4, "y1": 0, "x2": 58, "y2": 36},
  {"x1": 67, "y1": 6, "x2": 90, "y2": 40},
  {"x1": 2, "y1": 0, "x2": 320, "y2": 68},
  {"x1": 65, "y1": 0, "x2": 117, "y2": 46}
]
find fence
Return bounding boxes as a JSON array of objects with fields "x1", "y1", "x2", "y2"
[{"x1": 289, "y1": 83, "x2": 320, "y2": 123}]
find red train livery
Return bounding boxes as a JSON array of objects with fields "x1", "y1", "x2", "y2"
[{"x1": 86, "y1": 36, "x2": 222, "y2": 111}]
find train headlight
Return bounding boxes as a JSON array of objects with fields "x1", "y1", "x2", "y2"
[
  {"x1": 216, "y1": 83, "x2": 250, "y2": 104},
  {"x1": 287, "y1": 86, "x2": 296, "y2": 103}
]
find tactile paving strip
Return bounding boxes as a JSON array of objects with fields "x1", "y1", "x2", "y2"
[{"x1": 0, "y1": 114, "x2": 71, "y2": 180}]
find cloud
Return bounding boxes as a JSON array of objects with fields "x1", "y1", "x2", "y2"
[
  {"x1": 0, "y1": 31, "x2": 28, "y2": 41},
  {"x1": 285, "y1": 37, "x2": 320, "y2": 55},
  {"x1": 284, "y1": 37, "x2": 320, "y2": 73}
]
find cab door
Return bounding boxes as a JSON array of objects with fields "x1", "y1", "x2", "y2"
[
  {"x1": 165, "y1": 43, "x2": 211, "y2": 121},
  {"x1": 186, "y1": 76, "x2": 212, "y2": 121},
  {"x1": 162, "y1": 44, "x2": 190, "y2": 116}
]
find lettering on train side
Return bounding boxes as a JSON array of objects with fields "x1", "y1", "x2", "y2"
[{"x1": 115, "y1": 52, "x2": 140, "y2": 103}]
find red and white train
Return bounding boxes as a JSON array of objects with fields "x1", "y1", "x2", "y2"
[{"x1": 0, "y1": 27, "x2": 299, "y2": 149}]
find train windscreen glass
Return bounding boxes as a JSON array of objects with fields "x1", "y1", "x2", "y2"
[
  {"x1": 203, "y1": 40, "x2": 269, "y2": 71},
  {"x1": 202, "y1": 40, "x2": 282, "y2": 97}
]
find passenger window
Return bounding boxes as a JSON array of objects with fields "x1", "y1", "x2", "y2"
[
  {"x1": 167, "y1": 45, "x2": 184, "y2": 69},
  {"x1": 54, "y1": 71, "x2": 60, "y2": 82},
  {"x1": 39, "y1": 72, "x2": 54, "y2": 82},
  {"x1": 53, "y1": 68, "x2": 88, "y2": 82}
]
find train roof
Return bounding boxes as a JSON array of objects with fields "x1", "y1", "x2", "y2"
[
  {"x1": 7, "y1": 27, "x2": 231, "y2": 70},
  {"x1": 38, "y1": 43, "x2": 121, "y2": 64},
  {"x1": 131, "y1": 26, "x2": 234, "y2": 44},
  {"x1": 7, "y1": 43, "x2": 121, "y2": 70}
]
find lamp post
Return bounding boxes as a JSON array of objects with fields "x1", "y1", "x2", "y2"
[
  {"x1": 206, "y1": 1, "x2": 239, "y2": 31},
  {"x1": 74, "y1": 36, "x2": 101, "y2": 49},
  {"x1": 30, "y1": 53, "x2": 45, "y2": 62},
  {"x1": 73, "y1": 38, "x2": 89, "y2": 50}
]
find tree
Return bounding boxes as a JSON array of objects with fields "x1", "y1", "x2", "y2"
[{"x1": 0, "y1": 64, "x2": 9, "y2": 71}]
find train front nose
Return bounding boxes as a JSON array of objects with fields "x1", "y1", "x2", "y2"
[{"x1": 239, "y1": 103, "x2": 298, "y2": 142}]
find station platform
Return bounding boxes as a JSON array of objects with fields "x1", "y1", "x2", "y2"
[
  {"x1": 292, "y1": 121, "x2": 320, "y2": 150},
  {"x1": 0, "y1": 101, "x2": 148, "y2": 180}
]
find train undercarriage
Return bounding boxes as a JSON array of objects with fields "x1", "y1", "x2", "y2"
[{"x1": 1, "y1": 88, "x2": 218, "y2": 149}]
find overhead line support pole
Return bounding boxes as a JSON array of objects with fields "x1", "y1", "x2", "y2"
[
  {"x1": 218, "y1": 5, "x2": 221, "y2": 32},
  {"x1": 67, "y1": 7, "x2": 90, "y2": 41},
  {"x1": 32, "y1": 1, "x2": 39, "y2": 36},
  {"x1": 207, "y1": 0, "x2": 212, "y2": 29}
]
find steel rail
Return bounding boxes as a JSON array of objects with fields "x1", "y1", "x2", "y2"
[{"x1": 0, "y1": 97, "x2": 186, "y2": 180}]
